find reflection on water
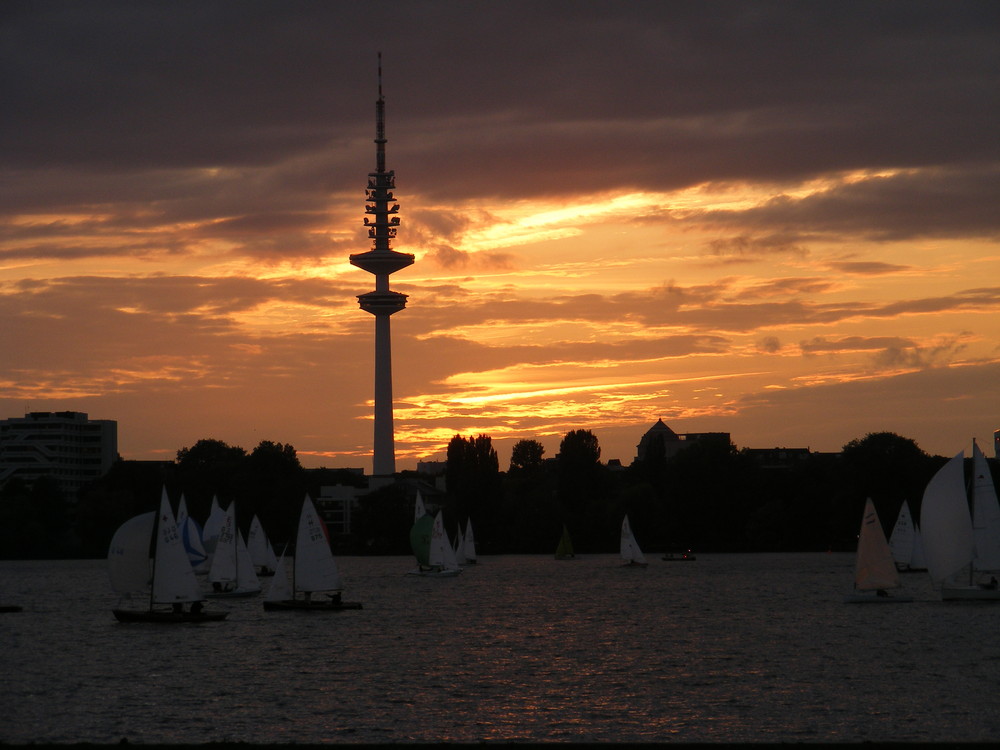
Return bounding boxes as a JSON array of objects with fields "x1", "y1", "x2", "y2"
[{"x1": 2, "y1": 553, "x2": 1000, "y2": 742}]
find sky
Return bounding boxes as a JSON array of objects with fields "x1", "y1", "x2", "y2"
[{"x1": 2, "y1": 0, "x2": 999, "y2": 471}]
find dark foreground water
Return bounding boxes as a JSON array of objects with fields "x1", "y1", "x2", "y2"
[{"x1": 2, "y1": 553, "x2": 999, "y2": 744}]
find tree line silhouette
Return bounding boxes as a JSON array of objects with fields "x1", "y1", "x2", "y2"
[{"x1": 1, "y1": 430, "x2": 994, "y2": 559}]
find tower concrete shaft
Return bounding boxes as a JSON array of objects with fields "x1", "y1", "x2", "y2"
[{"x1": 349, "y1": 56, "x2": 414, "y2": 479}]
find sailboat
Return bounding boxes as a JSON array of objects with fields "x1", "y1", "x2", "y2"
[
  {"x1": 201, "y1": 495, "x2": 226, "y2": 557},
  {"x1": 206, "y1": 504, "x2": 261, "y2": 597},
  {"x1": 263, "y1": 495, "x2": 361, "y2": 611},
  {"x1": 454, "y1": 522, "x2": 467, "y2": 566},
  {"x1": 109, "y1": 487, "x2": 227, "y2": 622},
  {"x1": 888, "y1": 500, "x2": 926, "y2": 572},
  {"x1": 176, "y1": 493, "x2": 209, "y2": 573},
  {"x1": 462, "y1": 518, "x2": 477, "y2": 564},
  {"x1": 921, "y1": 449, "x2": 1000, "y2": 600},
  {"x1": 555, "y1": 524, "x2": 575, "y2": 559},
  {"x1": 247, "y1": 514, "x2": 278, "y2": 576},
  {"x1": 408, "y1": 510, "x2": 463, "y2": 577},
  {"x1": 844, "y1": 498, "x2": 913, "y2": 603},
  {"x1": 620, "y1": 514, "x2": 648, "y2": 567},
  {"x1": 971, "y1": 439, "x2": 1000, "y2": 580}
]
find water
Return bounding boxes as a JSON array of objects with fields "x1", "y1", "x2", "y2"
[{"x1": 2, "y1": 553, "x2": 1000, "y2": 743}]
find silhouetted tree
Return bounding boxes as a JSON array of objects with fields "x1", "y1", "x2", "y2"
[
  {"x1": 501, "y1": 439, "x2": 558, "y2": 552},
  {"x1": 446, "y1": 434, "x2": 502, "y2": 548},
  {"x1": 837, "y1": 431, "x2": 934, "y2": 543},
  {"x1": 556, "y1": 429, "x2": 606, "y2": 550},
  {"x1": 234, "y1": 440, "x2": 307, "y2": 547},
  {"x1": 175, "y1": 438, "x2": 248, "y2": 519},
  {"x1": 510, "y1": 439, "x2": 545, "y2": 473}
]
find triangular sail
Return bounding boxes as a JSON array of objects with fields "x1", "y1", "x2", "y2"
[
  {"x1": 889, "y1": 501, "x2": 915, "y2": 568},
  {"x1": 454, "y1": 524, "x2": 467, "y2": 566},
  {"x1": 208, "y1": 507, "x2": 237, "y2": 586},
  {"x1": 247, "y1": 515, "x2": 278, "y2": 572},
  {"x1": 854, "y1": 498, "x2": 901, "y2": 591},
  {"x1": 463, "y1": 519, "x2": 477, "y2": 563},
  {"x1": 620, "y1": 514, "x2": 646, "y2": 564},
  {"x1": 265, "y1": 550, "x2": 293, "y2": 602},
  {"x1": 555, "y1": 525, "x2": 575, "y2": 559},
  {"x1": 202, "y1": 495, "x2": 226, "y2": 555},
  {"x1": 972, "y1": 440, "x2": 1000, "y2": 573},
  {"x1": 234, "y1": 529, "x2": 261, "y2": 593},
  {"x1": 294, "y1": 495, "x2": 342, "y2": 593},
  {"x1": 429, "y1": 511, "x2": 460, "y2": 570},
  {"x1": 152, "y1": 488, "x2": 202, "y2": 605},
  {"x1": 414, "y1": 491, "x2": 427, "y2": 523},
  {"x1": 410, "y1": 514, "x2": 434, "y2": 567},
  {"x1": 921, "y1": 452, "x2": 974, "y2": 585},
  {"x1": 108, "y1": 511, "x2": 155, "y2": 595}
]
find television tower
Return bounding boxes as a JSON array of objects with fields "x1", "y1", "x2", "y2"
[{"x1": 349, "y1": 54, "x2": 414, "y2": 482}]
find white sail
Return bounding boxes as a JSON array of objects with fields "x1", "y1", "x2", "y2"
[
  {"x1": 921, "y1": 452, "x2": 973, "y2": 585},
  {"x1": 889, "y1": 501, "x2": 915, "y2": 568},
  {"x1": 208, "y1": 508, "x2": 238, "y2": 586},
  {"x1": 108, "y1": 511, "x2": 155, "y2": 595},
  {"x1": 207, "y1": 505, "x2": 261, "y2": 594},
  {"x1": 265, "y1": 552, "x2": 293, "y2": 602},
  {"x1": 463, "y1": 519, "x2": 477, "y2": 563},
  {"x1": 152, "y1": 488, "x2": 202, "y2": 604},
  {"x1": 854, "y1": 499, "x2": 901, "y2": 591},
  {"x1": 620, "y1": 515, "x2": 647, "y2": 565},
  {"x1": 453, "y1": 524, "x2": 467, "y2": 566},
  {"x1": 972, "y1": 440, "x2": 1000, "y2": 573},
  {"x1": 414, "y1": 491, "x2": 427, "y2": 522},
  {"x1": 294, "y1": 495, "x2": 342, "y2": 593},
  {"x1": 235, "y1": 529, "x2": 261, "y2": 593},
  {"x1": 429, "y1": 511, "x2": 460, "y2": 570},
  {"x1": 201, "y1": 495, "x2": 226, "y2": 554},
  {"x1": 247, "y1": 515, "x2": 278, "y2": 572}
]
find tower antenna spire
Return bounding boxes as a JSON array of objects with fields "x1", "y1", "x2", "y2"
[{"x1": 349, "y1": 53, "x2": 415, "y2": 483}]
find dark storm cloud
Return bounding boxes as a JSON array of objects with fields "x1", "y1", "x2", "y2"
[
  {"x1": 697, "y1": 166, "x2": 1000, "y2": 240},
  {"x1": 3, "y1": 1, "x2": 997, "y2": 190}
]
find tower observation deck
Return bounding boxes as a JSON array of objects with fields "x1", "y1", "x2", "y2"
[{"x1": 349, "y1": 55, "x2": 414, "y2": 481}]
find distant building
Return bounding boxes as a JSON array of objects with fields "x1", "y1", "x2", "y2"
[
  {"x1": 314, "y1": 473, "x2": 444, "y2": 535},
  {"x1": 635, "y1": 419, "x2": 730, "y2": 462},
  {"x1": 744, "y1": 447, "x2": 813, "y2": 469},
  {"x1": 416, "y1": 460, "x2": 446, "y2": 477},
  {"x1": 316, "y1": 483, "x2": 366, "y2": 535},
  {"x1": 0, "y1": 411, "x2": 118, "y2": 499}
]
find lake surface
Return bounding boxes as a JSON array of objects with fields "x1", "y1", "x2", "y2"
[{"x1": 2, "y1": 553, "x2": 1000, "y2": 744}]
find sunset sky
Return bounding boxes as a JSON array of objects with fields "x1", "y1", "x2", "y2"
[{"x1": 2, "y1": 1, "x2": 999, "y2": 471}]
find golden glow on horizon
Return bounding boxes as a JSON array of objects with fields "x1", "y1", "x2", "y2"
[{"x1": 4, "y1": 161, "x2": 1000, "y2": 466}]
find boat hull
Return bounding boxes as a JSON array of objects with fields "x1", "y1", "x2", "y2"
[
  {"x1": 112, "y1": 608, "x2": 228, "y2": 623},
  {"x1": 941, "y1": 586, "x2": 1000, "y2": 601},
  {"x1": 843, "y1": 592, "x2": 914, "y2": 603},
  {"x1": 622, "y1": 560, "x2": 648, "y2": 568},
  {"x1": 263, "y1": 599, "x2": 362, "y2": 611},
  {"x1": 205, "y1": 589, "x2": 261, "y2": 599}
]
